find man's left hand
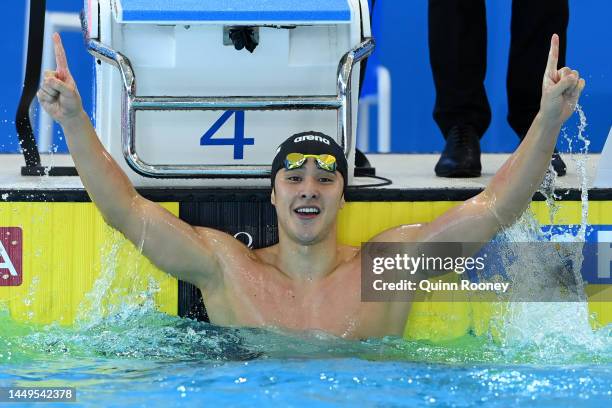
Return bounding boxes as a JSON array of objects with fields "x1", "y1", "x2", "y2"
[{"x1": 540, "y1": 34, "x2": 586, "y2": 126}]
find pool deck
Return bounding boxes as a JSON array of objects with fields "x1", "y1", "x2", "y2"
[{"x1": 0, "y1": 153, "x2": 607, "y2": 201}]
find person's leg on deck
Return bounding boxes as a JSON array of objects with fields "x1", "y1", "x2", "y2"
[
  {"x1": 507, "y1": 0, "x2": 569, "y2": 175},
  {"x1": 429, "y1": 0, "x2": 488, "y2": 177}
]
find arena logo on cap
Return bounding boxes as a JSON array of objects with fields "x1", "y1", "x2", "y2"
[
  {"x1": 293, "y1": 135, "x2": 330, "y2": 144},
  {"x1": 0, "y1": 227, "x2": 22, "y2": 286}
]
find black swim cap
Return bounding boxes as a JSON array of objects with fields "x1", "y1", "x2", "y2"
[{"x1": 271, "y1": 131, "x2": 348, "y2": 192}]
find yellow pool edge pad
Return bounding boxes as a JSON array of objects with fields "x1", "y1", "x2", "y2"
[{"x1": 1, "y1": 200, "x2": 610, "y2": 341}]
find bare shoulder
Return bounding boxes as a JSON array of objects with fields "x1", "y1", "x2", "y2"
[
  {"x1": 193, "y1": 226, "x2": 254, "y2": 256},
  {"x1": 251, "y1": 244, "x2": 277, "y2": 265},
  {"x1": 340, "y1": 244, "x2": 361, "y2": 263},
  {"x1": 333, "y1": 244, "x2": 362, "y2": 279},
  {"x1": 192, "y1": 226, "x2": 262, "y2": 278},
  {"x1": 367, "y1": 223, "x2": 425, "y2": 243}
]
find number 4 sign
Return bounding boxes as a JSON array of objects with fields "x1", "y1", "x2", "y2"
[
  {"x1": 200, "y1": 111, "x2": 255, "y2": 160},
  {"x1": 0, "y1": 227, "x2": 22, "y2": 286}
]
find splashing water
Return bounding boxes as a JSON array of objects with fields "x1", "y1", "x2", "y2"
[
  {"x1": 489, "y1": 104, "x2": 611, "y2": 363},
  {"x1": 75, "y1": 231, "x2": 122, "y2": 328},
  {"x1": 574, "y1": 103, "x2": 590, "y2": 241}
]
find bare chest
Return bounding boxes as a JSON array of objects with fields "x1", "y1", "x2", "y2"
[{"x1": 204, "y1": 263, "x2": 392, "y2": 338}]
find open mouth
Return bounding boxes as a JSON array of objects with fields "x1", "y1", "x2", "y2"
[{"x1": 294, "y1": 206, "x2": 321, "y2": 219}]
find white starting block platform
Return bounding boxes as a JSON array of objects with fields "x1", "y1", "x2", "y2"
[
  {"x1": 0, "y1": 154, "x2": 605, "y2": 196},
  {"x1": 85, "y1": 0, "x2": 372, "y2": 185}
]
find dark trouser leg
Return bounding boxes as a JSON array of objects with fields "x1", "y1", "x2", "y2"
[
  {"x1": 507, "y1": 0, "x2": 569, "y2": 139},
  {"x1": 356, "y1": 0, "x2": 376, "y2": 168},
  {"x1": 359, "y1": 0, "x2": 376, "y2": 97},
  {"x1": 428, "y1": 0, "x2": 490, "y2": 138}
]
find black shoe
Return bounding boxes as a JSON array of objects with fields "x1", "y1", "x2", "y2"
[
  {"x1": 551, "y1": 149, "x2": 566, "y2": 177},
  {"x1": 435, "y1": 125, "x2": 482, "y2": 177}
]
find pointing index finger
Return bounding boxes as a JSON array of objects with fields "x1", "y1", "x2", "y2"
[
  {"x1": 53, "y1": 32, "x2": 69, "y2": 80},
  {"x1": 545, "y1": 34, "x2": 559, "y2": 79}
]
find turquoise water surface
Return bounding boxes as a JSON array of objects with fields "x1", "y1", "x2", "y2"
[{"x1": 1, "y1": 305, "x2": 611, "y2": 407}]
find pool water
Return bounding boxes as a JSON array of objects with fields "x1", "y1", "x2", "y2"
[
  {"x1": 1, "y1": 301, "x2": 611, "y2": 407},
  {"x1": 2, "y1": 355, "x2": 612, "y2": 407}
]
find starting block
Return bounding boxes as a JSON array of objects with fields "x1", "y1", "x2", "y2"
[{"x1": 83, "y1": 0, "x2": 373, "y2": 185}]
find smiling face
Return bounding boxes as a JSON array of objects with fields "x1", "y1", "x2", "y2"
[{"x1": 271, "y1": 159, "x2": 345, "y2": 245}]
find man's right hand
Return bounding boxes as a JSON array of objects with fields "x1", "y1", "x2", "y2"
[{"x1": 37, "y1": 33, "x2": 84, "y2": 124}]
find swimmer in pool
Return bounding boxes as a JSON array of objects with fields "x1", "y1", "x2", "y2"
[{"x1": 38, "y1": 33, "x2": 584, "y2": 339}]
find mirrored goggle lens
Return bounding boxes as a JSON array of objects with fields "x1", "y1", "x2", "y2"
[
  {"x1": 315, "y1": 154, "x2": 337, "y2": 171},
  {"x1": 284, "y1": 153, "x2": 337, "y2": 172},
  {"x1": 285, "y1": 153, "x2": 307, "y2": 169}
]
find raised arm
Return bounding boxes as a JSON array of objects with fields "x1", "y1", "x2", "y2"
[
  {"x1": 373, "y1": 34, "x2": 585, "y2": 245},
  {"x1": 37, "y1": 33, "x2": 229, "y2": 290},
  {"x1": 477, "y1": 34, "x2": 585, "y2": 226}
]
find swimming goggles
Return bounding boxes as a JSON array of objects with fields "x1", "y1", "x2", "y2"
[{"x1": 284, "y1": 153, "x2": 337, "y2": 172}]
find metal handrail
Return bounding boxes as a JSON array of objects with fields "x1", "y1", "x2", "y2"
[{"x1": 86, "y1": 28, "x2": 374, "y2": 178}]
